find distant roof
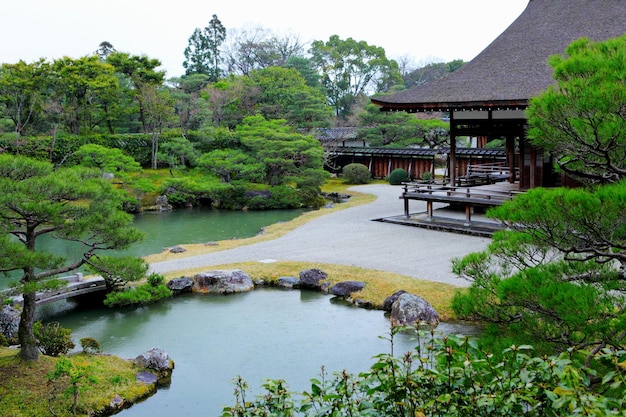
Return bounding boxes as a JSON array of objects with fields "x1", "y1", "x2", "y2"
[
  {"x1": 372, "y1": 0, "x2": 626, "y2": 112},
  {"x1": 314, "y1": 127, "x2": 358, "y2": 141}
]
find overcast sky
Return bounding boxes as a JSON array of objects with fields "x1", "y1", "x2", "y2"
[{"x1": 2, "y1": 0, "x2": 528, "y2": 78}]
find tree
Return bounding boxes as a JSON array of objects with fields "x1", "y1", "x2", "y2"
[
  {"x1": 0, "y1": 155, "x2": 144, "y2": 361},
  {"x1": 138, "y1": 82, "x2": 176, "y2": 169},
  {"x1": 527, "y1": 34, "x2": 626, "y2": 185},
  {"x1": 183, "y1": 14, "x2": 226, "y2": 80},
  {"x1": 247, "y1": 66, "x2": 332, "y2": 128},
  {"x1": 403, "y1": 59, "x2": 465, "y2": 88},
  {"x1": 169, "y1": 73, "x2": 211, "y2": 133},
  {"x1": 76, "y1": 144, "x2": 142, "y2": 179},
  {"x1": 0, "y1": 59, "x2": 50, "y2": 139},
  {"x1": 309, "y1": 35, "x2": 402, "y2": 117},
  {"x1": 358, "y1": 103, "x2": 449, "y2": 148},
  {"x1": 452, "y1": 183, "x2": 626, "y2": 354},
  {"x1": 236, "y1": 115, "x2": 327, "y2": 188},
  {"x1": 197, "y1": 149, "x2": 264, "y2": 183},
  {"x1": 158, "y1": 136, "x2": 199, "y2": 172},
  {"x1": 224, "y1": 26, "x2": 305, "y2": 76},
  {"x1": 106, "y1": 52, "x2": 166, "y2": 134},
  {"x1": 451, "y1": 35, "x2": 626, "y2": 355},
  {"x1": 48, "y1": 56, "x2": 119, "y2": 134}
]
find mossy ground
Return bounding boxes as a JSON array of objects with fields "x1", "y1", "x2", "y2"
[{"x1": 0, "y1": 348, "x2": 154, "y2": 417}]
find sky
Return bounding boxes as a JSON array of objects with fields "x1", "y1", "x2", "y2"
[{"x1": 2, "y1": 0, "x2": 528, "y2": 78}]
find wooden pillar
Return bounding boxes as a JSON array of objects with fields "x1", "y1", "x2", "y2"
[{"x1": 449, "y1": 110, "x2": 457, "y2": 186}]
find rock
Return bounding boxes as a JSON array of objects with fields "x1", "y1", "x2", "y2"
[
  {"x1": 298, "y1": 268, "x2": 328, "y2": 290},
  {"x1": 354, "y1": 298, "x2": 376, "y2": 309},
  {"x1": 390, "y1": 293, "x2": 439, "y2": 327},
  {"x1": 330, "y1": 281, "x2": 365, "y2": 297},
  {"x1": 0, "y1": 305, "x2": 20, "y2": 340},
  {"x1": 109, "y1": 394, "x2": 124, "y2": 410},
  {"x1": 277, "y1": 276, "x2": 299, "y2": 288},
  {"x1": 166, "y1": 277, "x2": 194, "y2": 294},
  {"x1": 169, "y1": 246, "x2": 187, "y2": 253},
  {"x1": 193, "y1": 270, "x2": 254, "y2": 294},
  {"x1": 382, "y1": 290, "x2": 408, "y2": 312},
  {"x1": 134, "y1": 347, "x2": 174, "y2": 385},
  {"x1": 155, "y1": 195, "x2": 172, "y2": 211},
  {"x1": 136, "y1": 371, "x2": 159, "y2": 385}
]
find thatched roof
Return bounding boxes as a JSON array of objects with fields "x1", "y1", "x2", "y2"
[{"x1": 372, "y1": 0, "x2": 626, "y2": 112}]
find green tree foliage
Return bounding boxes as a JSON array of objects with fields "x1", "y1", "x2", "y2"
[
  {"x1": 452, "y1": 182, "x2": 626, "y2": 353},
  {"x1": 86, "y1": 256, "x2": 149, "y2": 292},
  {"x1": 183, "y1": 14, "x2": 227, "y2": 80},
  {"x1": 403, "y1": 59, "x2": 465, "y2": 88},
  {"x1": 223, "y1": 333, "x2": 626, "y2": 416},
  {"x1": 236, "y1": 115, "x2": 327, "y2": 188},
  {"x1": 247, "y1": 67, "x2": 332, "y2": 128},
  {"x1": 169, "y1": 74, "x2": 212, "y2": 133},
  {"x1": 0, "y1": 155, "x2": 144, "y2": 361},
  {"x1": 527, "y1": 34, "x2": 626, "y2": 185},
  {"x1": 157, "y1": 136, "x2": 199, "y2": 171},
  {"x1": 0, "y1": 59, "x2": 49, "y2": 138},
  {"x1": 358, "y1": 103, "x2": 450, "y2": 148},
  {"x1": 49, "y1": 56, "x2": 120, "y2": 135},
  {"x1": 106, "y1": 52, "x2": 166, "y2": 134},
  {"x1": 309, "y1": 35, "x2": 402, "y2": 117},
  {"x1": 33, "y1": 321, "x2": 75, "y2": 357},
  {"x1": 76, "y1": 144, "x2": 142, "y2": 179},
  {"x1": 197, "y1": 149, "x2": 264, "y2": 183}
]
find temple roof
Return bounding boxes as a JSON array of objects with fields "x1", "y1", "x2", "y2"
[{"x1": 371, "y1": 0, "x2": 626, "y2": 112}]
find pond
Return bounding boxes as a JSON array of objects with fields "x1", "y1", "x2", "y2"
[
  {"x1": 46, "y1": 288, "x2": 478, "y2": 417},
  {"x1": 0, "y1": 208, "x2": 303, "y2": 290}
]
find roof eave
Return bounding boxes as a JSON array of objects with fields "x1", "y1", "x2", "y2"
[{"x1": 370, "y1": 99, "x2": 530, "y2": 113}]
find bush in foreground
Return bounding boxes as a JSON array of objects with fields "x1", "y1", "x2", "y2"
[
  {"x1": 222, "y1": 332, "x2": 626, "y2": 417},
  {"x1": 389, "y1": 168, "x2": 409, "y2": 185}
]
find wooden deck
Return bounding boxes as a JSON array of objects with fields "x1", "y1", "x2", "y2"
[
  {"x1": 4, "y1": 274, "x2": 107, "y2": 306},
  {"x1": 376, "y1": 182, "x2": 524, "y2": 237}
]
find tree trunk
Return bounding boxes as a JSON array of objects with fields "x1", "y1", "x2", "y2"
[{"x1": 18, "y1": 292, "x2": 39, "y2": 361}]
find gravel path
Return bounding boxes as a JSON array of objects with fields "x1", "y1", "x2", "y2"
[{"x1": 150, "y1": 184, "x2": 491, "y2": 287}]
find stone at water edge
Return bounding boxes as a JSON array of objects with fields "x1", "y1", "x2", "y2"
[
  {"x1": 390, "y1": 293, "x2": 440, "y2": 327},
  {"x1": 192, "y1": 269, "x2": 255, "y2": 294}
]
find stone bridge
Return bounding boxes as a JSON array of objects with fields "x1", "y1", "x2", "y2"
[{"x1": 2, "y1": 273, "x2": 107, "y2": 306}]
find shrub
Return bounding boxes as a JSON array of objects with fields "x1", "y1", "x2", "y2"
[
  {"x1": 342, "y1": 163, "x2": 371, "y2": 184},
  {"x1": 104, "y1": 284, "x2": 172, "y2": 308},
  {"x1": 33, "y1": 321, "x2": 75, "y2": 356},
  {"x1": 421, "y1": 171, "x2": 433, "y2": 182},
  {"x1": 80, "y1": 337, "x2": 101, "y2": 354},
  {"x1": 146, "y1": 272, "x2": 165, "y2": 287},
  {"x1": 389, "y1": 168, "x2": 409, "y2": 185}
]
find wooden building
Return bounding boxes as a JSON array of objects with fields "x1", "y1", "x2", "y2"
[{"x1": 371, "y1": 0, "x2": 626, "y2": 190}]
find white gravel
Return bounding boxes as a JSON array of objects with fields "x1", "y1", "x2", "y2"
[{"x1": 150, "y1": 184, "x2": 491, "y2": 287}]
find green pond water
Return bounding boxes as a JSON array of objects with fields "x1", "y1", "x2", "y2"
[
  {"x1": 45, "y1": 289, "x2": 477, "y2": 417},
  {"x1": 1, "y1": 208, "x2": 303, "y2": 289},
  {"x1": 10, "y1": 207, "x2": 478, "y2": 416}
]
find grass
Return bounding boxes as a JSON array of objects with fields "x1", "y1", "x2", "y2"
[{"x1": 0, "y1": 347, "x2": 155, "y2": 417}]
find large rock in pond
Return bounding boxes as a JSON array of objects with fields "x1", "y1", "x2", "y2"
[
  {"x1": 166, "y1": 277, "x2": 194, "y2": 294},
  {"x1": 330, "y1": 281, "x2": 365, "y2": 297},
  {"x1": 193, "y1": 269, "x2": 254, "y2": 294},
  {"x1": 382, "y1": 290, "x2": 408, "y2": 312},
  {"x1": 390, "y1": 293, "x2": 439, "y2": 327},
  {"x1": 134, "y1": 347, "x2": 174, "y2": 385},
  {"x1": 298, "y1": 268, "x2": 328, "y2": 291}
]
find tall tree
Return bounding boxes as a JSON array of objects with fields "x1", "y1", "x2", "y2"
[
  {"x1": 527, "y1": 34, "x2": 626, "y2": 185},
  {"x1": 247, "y1": 66, "x2": 332, "y2": 128},
  {"x1": 309, "y1": 35, "x2": 402, "y2": 117},
  {"x1": 106, "y1": 52, "x2": 166, "y2": 134},
  {"x1": 0, "y1": 59, "x2": 49, "y2": 139},
  {"x1": 224, "y1": 26, "x2": 305, "y2": 76},
  {"x1": 0, "y1": 155, "x2": 144, "y2": 361},
  {"x1": 183, "y1": 14, "x2": 226, "y2": 81},
  {"x1": 49, "y1": 56, "x2": 119, "y2": 134}
]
